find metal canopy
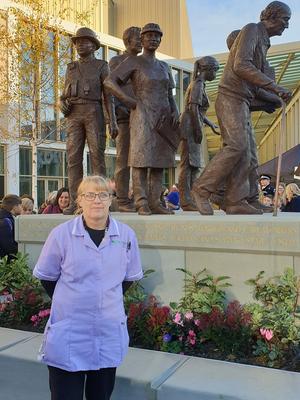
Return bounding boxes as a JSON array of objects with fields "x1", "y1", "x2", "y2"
[{"x1": 198, "y1": 41, "x2": 300, "y2": 158}]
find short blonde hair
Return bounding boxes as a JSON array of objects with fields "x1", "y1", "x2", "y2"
[
  {"x1": 77, "y1": 175, "x2": 111, "y2": 197},
  {"x1": 285, "y1": 183, "x2": 300, "y2": 198},
  {"x1": 21, "y1": 197, "x2": 34, "y2": 210}
]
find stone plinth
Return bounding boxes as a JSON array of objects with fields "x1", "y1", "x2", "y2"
[{"x1": 15, "y1": 212, "x2": 300, "y2": 304}]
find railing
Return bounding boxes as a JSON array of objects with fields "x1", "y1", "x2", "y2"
[{"x1": 258, "y1": 86, "x2": 300, "y2": 164}]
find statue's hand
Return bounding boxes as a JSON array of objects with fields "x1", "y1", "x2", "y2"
[
  {"x1": 269, "y1": 83, "x2": 292, "y2": 103},
  {"x1": 60, "y1": 100, "x2": 72, "y2": 116},
  {"x1": 277, "y1": 87, "x2": 292, "y2": 103},
  {"x1": 109, "y1": 121, "x2": 119, "y2": 139}
]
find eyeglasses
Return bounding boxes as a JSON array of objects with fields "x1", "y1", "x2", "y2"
[{"x1": 81, "y1": 192, "x2": 111, "y2": 201}]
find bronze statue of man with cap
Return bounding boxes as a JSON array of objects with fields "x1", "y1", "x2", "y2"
[
  {"x1": 61, "y1": 27, "x2": 118, "y2": 214},
  {"x1": 108, "y1": 26, "x2": 142, "y2": 212},
  {"x1": 191, "y1": 1, "x2": 292, "y2": 215},
  {"x1": 105, "y1": 23, "x2": 179, "y2": 215}
]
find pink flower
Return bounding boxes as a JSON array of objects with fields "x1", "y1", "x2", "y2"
[
  {"x1": 38, "y1": 309, "x2": 51, "y2": 318},
  {"x1": 185, "y1": 312, "x2": 193, "y2": 320},
  {"x1": 188, "y1": 330, "x2": 196, "y2": 338},
  {"x1": 194, "y1": 319, "x2": 200, "y2": 326},
  {"x1": 190, "y1": 338, "x2": 196, "y2": 345},
  {"x1": 179, "y1": 336, "x2": 183, "y2": 342},
  {"x1": 265, "y1": 329, "x2": 273, "y2": 341},
  {"x1": 260, "y1": 328, "x2": 266, "y2": 337},
  {"x1": 30, "y1": 315, "x2": 38, "y2": 322},
  {"x1": 173, "y1": 312, "x2": 183, "y2": 326},
  {"x1": 260, "y1": 328, "x2": 273, "y2": 341}
]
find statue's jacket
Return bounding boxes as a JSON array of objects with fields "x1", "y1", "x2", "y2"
[{"x1": 219, "y1": 22, "x2": 273, "y2": 104}]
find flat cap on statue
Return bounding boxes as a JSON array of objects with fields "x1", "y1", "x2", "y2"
[
  {"x1": 141, "y1": 23, "x2": 163, "y2": 36},
  {"x1": 71, "y1": 27, "x2": 101, "y2": 50}
]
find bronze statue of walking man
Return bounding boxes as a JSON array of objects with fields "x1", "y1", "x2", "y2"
[
  {"x1": 192, "y1": 1, "x2": 292, "y2": 215},
  {"x1": 109, "y1": 27, "x2": 141, "y2": 212},
  {"x1": 61, "y1": 27, "x2": 118, "y2": 214}
]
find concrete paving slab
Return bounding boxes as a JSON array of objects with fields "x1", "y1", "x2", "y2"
[
  {"x1": 112, "y1": 348, "x2": 187, "y2": 400},
  {"x1": 0, "y1": 334, "x2": 49, "y2": 400},
  {"x1": 157, "y1": 356, "x2": 300, "y2": 400},
  {"x1": 0, "y1": 327, "x2": 38, "y2": 351}
]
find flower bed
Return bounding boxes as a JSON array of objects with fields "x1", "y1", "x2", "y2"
[{"x1": 1, "y1": 254, "x2": 300, "y2": 371}]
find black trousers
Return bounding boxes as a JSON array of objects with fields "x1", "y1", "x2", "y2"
[{"x1": 48, "y1": 366, "x2": 116, "y2": 400}]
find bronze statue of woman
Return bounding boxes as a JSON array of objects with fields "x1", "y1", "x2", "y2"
[{"x1": 104, "y1": 23, "x2": 179, "y2": 215}]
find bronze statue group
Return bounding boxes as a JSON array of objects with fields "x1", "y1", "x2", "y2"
[{"x1": 61, "y1": 1, "x2": 292, "y2": 216}]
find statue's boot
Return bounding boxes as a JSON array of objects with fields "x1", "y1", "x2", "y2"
[
  {"x1": 118, "y1": 201, "x2": 136, "y2": 213},
  {"x1": 150, "y1": 204, "x2": 174, "y2": 214},
  {"x1": 210, "y1": 193, "x2": 226, "y2": 211},
  {"x1": 181, "y1": 203, "x2": 198, "y2": 211},
  {"x1": 191, "y1": 190, "x2": 214, "y2": 215},
  {"x1": 247, "y1": 199, "x2": 273, "y2": 213},
  {"x1": 148, "y1": 168, "x2": 174, "y2": 215},
  {"x1": 137, "y1": 204, "x2": 152, "y2": 215},
  {"x1": 226, "y1": 200, "x2": 263, "y2": 215}
]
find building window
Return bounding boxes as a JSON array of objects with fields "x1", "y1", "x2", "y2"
[
  {"x1": 171, "y1": 68, "x2": 181, "y2": 110},
  {"x1": 87, "y1": 153, "x2": 116, "y2": 179},
  {"x1": 0, "y1": 146, "x2": 4, "y2": 199},
  {"x1": 19, "y1": 147, "x2": 68, "y2": 205},
  {"x1": 108, "y1": 47, "x2": 119, "y2": 61},
  {"x1": 95, "y1": 45, "x2": 105, "y2": 60},
  {"x1": 19, "y1": 147, "x2": 32, "y2": 196}
]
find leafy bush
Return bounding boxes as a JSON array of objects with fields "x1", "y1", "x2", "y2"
[
  {"x1": 175, "y1": 268, "x2": 231, "y2": 314},
  {"x1": 0, "y1": 253, "x2": 38, "y2": 292},
  {"x1": 0, "y1": 253, "x2": 50, "y2": 329},
  {"x1": 246, "y1": 268, "x2": 300, "y2": 367},
  {"x1": 127, "y1": 295, "x2": 170, "y2": 350}
]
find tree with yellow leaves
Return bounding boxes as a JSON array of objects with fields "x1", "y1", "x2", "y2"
[{"x1": 0, "y1": 0, "x2": 98, "y2": 204}]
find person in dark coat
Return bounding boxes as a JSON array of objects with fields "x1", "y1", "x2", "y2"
[
  {"x1": 259, "y1": 175, "x2": 275, "y2": 196},
  {"x1": 0, "y1": 194, "x2": 22, "y2": 261},
  {"x1": 281, "y1": 183, "x2": 300, "y2": 212}
]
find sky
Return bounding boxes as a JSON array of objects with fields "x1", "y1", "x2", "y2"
[{"x1": 186, "y1": 0, "x2": 300, "y2": 57}]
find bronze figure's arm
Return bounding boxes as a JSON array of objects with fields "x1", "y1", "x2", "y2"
[
  {"x1": 101, "y1": 63, "x2": 118, "y2": 139},
  {"x1": 104, "y1": 60, "x2": 137, "y2": 110}
]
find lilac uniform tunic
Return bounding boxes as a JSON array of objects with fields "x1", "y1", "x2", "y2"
[{"x1": 33, "y1": 216, "x2": 143, "y2": 372}]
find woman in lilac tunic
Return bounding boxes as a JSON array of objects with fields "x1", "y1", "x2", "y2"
[{"x1": 33, "y1": 175, "x2": 143, "y2": 400}]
